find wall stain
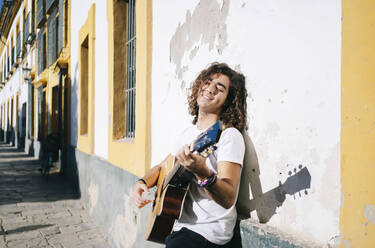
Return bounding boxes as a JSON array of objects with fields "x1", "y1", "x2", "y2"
[
  {"x1": 364, "y1": 204, "x2": 375, "y2": 224},
  {"x1": 170, "y1": 0, "x2": 229, "y2": 82},
  {"x1": 110, "y1": 194, "x2": 139, "y2": 248},
  {"x1": 88, "y1": 180, "x2": 98, "y2": 215}
]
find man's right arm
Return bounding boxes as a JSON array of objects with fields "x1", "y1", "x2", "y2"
[{"x1": 131, "y1": 154, "x2": 171, "y2": 208}]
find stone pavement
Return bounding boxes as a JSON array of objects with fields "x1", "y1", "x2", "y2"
[{"x1": 0, "y1": 142, "x2": 111, "y2": 248}]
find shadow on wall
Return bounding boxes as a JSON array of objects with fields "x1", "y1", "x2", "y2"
[
  {"x1": 236, "y1": 132, "x2": 312, "y2": 224},
  {"x1": 62, "y1": 144, "x2": 81, "y2": 197}
]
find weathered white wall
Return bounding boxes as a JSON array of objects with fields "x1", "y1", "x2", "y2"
[
  {"x1": 70, "y1": 0, "x2": 109, "y2": 159},
  {"x1": 151, "y1": 0, "x2": 341, "y2": 245},
  {"x1": 0, "y1": 0, "x2": 34, "y2": 135}
]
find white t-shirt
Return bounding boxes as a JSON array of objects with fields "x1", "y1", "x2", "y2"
[{"x1": 170, "y1": 124, "x2": 245, "y2": 245}]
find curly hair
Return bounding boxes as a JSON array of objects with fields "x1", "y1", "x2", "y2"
[{"x1": 188, "y1": 62, "x2": 248, "y2": 131}]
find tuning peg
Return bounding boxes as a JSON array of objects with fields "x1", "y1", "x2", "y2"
[
  {"x1": 299, "y1": 192, "x2": 301, "y2": 197},
  {"x1": 304, "y1": 189, "x2": 308, "y2": 195},
  {"x1": 298, "y1": 164, "x2": 303, "y2": 169}
]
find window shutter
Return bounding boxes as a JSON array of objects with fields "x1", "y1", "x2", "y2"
[
  {"x1": 37, "y1": 30, "x2": 43, "y2": 75},
  {"x1": 46, "y1": 0, "x2": 58, "y2": 14},
  {"x1": 16, "y1": 32, "x2": 21, "y2": 58},
  {"x1": 36, "y1": 0, "x2": 45, "y2": 28},
  {"x1": 11, "y1": 47, "x2": 14, "y2": 67},
  {"x1": 24, "y1": 13, "x2": 30, "y2": 46},
  {"x1": 57, "y1": 0, "x2": 64, "y2": 54},
  {"x1": 47, "y1": 8, "x2": 57, "y2": 66}
]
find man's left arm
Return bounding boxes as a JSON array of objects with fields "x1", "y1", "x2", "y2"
[{"x1": 202, "y1": 161, "x2": 241, "y2": 209}]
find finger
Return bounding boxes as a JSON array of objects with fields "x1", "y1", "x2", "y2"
[
  {"x1": 140, "y1": 183, "x2": 150, "y2": 195},
  {"x1": 184, "y1": 145, "x2": 192, "y2": 157}
]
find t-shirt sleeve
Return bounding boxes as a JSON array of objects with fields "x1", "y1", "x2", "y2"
[{"x1": 216, "y1": 128, "x2": 245, "y2": 166}]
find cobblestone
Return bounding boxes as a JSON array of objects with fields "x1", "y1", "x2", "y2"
[{"x1": 0, "y1": 143, "x2": 110, "y2": 248}]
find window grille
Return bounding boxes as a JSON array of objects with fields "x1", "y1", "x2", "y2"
[{"x1": 125, "y1": 0, "x2": 136, "y2": 138}]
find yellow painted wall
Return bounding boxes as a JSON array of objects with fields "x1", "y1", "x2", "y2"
[
  {"x1": 107, "y1": 0, "x2": 152, "y2": 177},
  {"x1": 341, "y1": 1, "x2": 375, "y2": 247}
]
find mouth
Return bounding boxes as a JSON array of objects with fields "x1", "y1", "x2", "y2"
[{"x1": 201, "y1": 91, "x2": 213, "y2": 101}]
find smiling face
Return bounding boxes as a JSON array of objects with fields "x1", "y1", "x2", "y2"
[{"x1": 197, "y1": 73, "x2": 231, "y2": 115}]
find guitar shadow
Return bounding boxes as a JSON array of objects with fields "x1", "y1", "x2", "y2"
[{"x1": 236, "y1": 131, "x2": 312, "y2": 223}]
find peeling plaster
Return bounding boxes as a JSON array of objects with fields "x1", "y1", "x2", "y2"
[
  {"x1": 364, "y1": 204, "x2": 375, "y2": 224},
  {"x1": 88, "y1": 181, "x2": 98, "y2": 215},
  {"x1": 327, "y1": 235, "x2": 342, "y2": 248},
  {"x1": 170, "y1": 0, "x2": 229, "y2": 82}
]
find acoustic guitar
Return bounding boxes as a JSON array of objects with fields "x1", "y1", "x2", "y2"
[{"x1": 145, "y1": 121, "x2": 224, "y2": 243}]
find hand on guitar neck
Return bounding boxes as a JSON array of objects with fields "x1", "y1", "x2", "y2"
[
  {"x1": 175, "y1": 145, "x2": 211, "y2": 180},
  {"x1": 132, "y1": 162, "x2": 163, "y2": 209}
]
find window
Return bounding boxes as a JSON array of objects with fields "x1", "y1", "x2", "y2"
[
  {"x1": 108, "y1": 0, "x2": 152, "y2": 176},
  {"x1": 112, "y1": 0, "x2": 136, "y2": 140},
  {"x1": 80, "y1": 36, "x2": 88, "y2": 135}
]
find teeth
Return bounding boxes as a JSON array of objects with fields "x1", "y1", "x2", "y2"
[{"x1": 202, "y1": 93, "x2": 212, "y2": 100}]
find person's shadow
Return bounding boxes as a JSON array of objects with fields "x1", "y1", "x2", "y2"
[{"x1": 230, "y1": 131, "x2": 312, "y2": 247}]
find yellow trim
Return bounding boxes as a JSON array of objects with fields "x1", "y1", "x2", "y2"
[
  {"x1": 77, "y1": 4, "x2": 95, "y2": 155},
  {"x1": 107, "y1": 0, "x2": 152, "y2": 176},
  {"x1": 341, "y1": 1, "x2": 375, "y2": 247}
]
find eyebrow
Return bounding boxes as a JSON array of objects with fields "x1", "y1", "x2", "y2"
[{"x1": 217, "y1": 82, "x2": 227, "y2": 90}]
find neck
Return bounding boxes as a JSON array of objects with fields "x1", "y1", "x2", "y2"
[{"x1": 196, "y1": 110, "x2": 220, "y2": 130}]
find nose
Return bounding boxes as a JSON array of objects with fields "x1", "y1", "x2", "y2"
[{"x1": 206, "y1": 83, "x2": 217, "y2": 94}]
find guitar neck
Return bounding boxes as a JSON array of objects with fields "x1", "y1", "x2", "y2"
[{"x1": 162, "y1": 161, "x2": 194, "y2": 190}]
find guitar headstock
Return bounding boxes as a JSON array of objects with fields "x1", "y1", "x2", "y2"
[
  {"x1": 191, "y1": 121, "x2": 223, "y2": 153},
  {"x1": 281, "y1": 165, "x2": 311, "y2": 196}
]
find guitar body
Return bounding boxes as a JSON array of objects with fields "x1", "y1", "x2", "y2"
[
  {"x1": 145, "y1": 155, "x2": 194, "y2": 243},
  {"x1": 145, "y1": 121, "x2": 224, "y2": 244}
]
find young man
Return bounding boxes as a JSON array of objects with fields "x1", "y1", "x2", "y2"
[{"x1": 132, "y1": 62, "x2": 248, "y2": 247}]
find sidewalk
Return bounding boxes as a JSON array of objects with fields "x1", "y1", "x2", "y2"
[{"x1": 0, "y1": 142, "x2": 110, "y2": 248}]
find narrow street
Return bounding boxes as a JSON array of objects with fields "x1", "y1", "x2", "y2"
[{"x1": 0, "y1": 142, "x2": 110, "y2": 248}]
